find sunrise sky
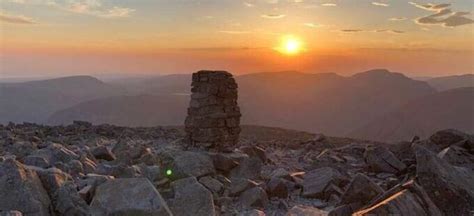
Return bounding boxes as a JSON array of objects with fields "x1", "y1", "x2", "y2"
[{"x1": 1, "y1": 0, "x2": 473, "y2": 78}]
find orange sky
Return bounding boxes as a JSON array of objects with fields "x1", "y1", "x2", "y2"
[{"x1": 1, "y1": 0, "x2": 473, "y2": 77}]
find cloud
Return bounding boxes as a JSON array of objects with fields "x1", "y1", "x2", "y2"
[
  {"x1": 340, "y1": 29, "x2": 364, "y2": 33},
  {"x1": 389, "y1": 17, "x2": 407, "y2": 21},
  {"x1": 340, "y1": 29, "x2": 405, "y2": 34},
  {"x1": 8, "y1": 0, "x2": 135, "y2": 18},
  {"x1": 303, "y1": 23, "x2": 322, "y2": 28},
  {"x1": 372, "y1": 2, "x2": 389, "y2": 7},
  {"x1": 410, "y1": 2, "x2": 474, "y2": 27},
  {"x1": 218, "y1": 30, "x2": 252, "y2": 34},
  {"x1": 0, "y1": 13, "x2": 37, "y2": 24},
  {"x1": 243, "y1": 2, "x2": 255, "y2": 7},
  {"x1": 261, "y1": 14, "x2": 286, "y2": 19},
  {"x1": 321, "y1": 3, "x2": 337, "y2": 7}
]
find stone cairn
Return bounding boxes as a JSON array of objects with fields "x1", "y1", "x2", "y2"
[{"x1": 185, "y1": 70, "x2": 241, "y2": 150}]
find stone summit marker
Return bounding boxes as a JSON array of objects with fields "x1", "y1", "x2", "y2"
[{"x1": 185, "y1": 70, "x2": 241, "y2": 150}]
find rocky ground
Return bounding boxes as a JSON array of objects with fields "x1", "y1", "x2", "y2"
[{"x1": 0, "y1": 121, "x2": 473, "y2": 216}]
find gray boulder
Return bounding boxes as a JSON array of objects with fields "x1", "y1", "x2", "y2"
[
  {"x1": 90, "y1": 178, "x2": 171, "y2": 216},
  {"x1": 302, "y1": 167, "x2": 345, "y2": 198},
  {"x1": 415, "y1": 145, "x2": 474, "y2": 215},
  {"x1": 238, "y1": 187, "x2": 269, "y2": 209},
  {"x1": 0, "y1": 159, "x2": 51, "y2": 216},
  {"x1": 339, "y1": 173, "x2": 384, "y2": 207},
  {"x1": 168, "y1": 177, "x2": 216, "y2": 216},
  {"x1": 288, "y1": 205, "x2": 328, "y2": 216},
  {"x1": 229, "y1": 157, "x2": 262, "y2": 180},
  {"x1": 364, "y1": 146, "x2": 406, "y2": 174},
  {"x1": 159, "y1": 151, "x2": 215, "y2": 180}
]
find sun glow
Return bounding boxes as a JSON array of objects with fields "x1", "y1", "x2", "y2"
[{"x1": 277, "y1": 35, "x2": 304, "y2": 55}]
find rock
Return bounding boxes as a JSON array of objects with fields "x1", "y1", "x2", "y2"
[
  {"x1": 22, "y1": 143, "x2": 78, "y2": 169},
  {"x1": 302, "y1": 167, "x2": 345, "y2": 198},
  {"x1": 241, "y1": 146, "x2": 267, "y2": 162},
  {"x1": 414, "y1": 145, "x2": 474, "y2": 215},
  {"x1": 0, "y1": 159, "x2": 51, "y2": 216},
  {"x1": 90, "y1": 178, "x2": 171, "y2": 216},
  {"x1": 78, "y1": 185, "x2": 93, "y2": 203},
  {"x1": 339, "y1": 173, "x2": 384, "y2": 206},
  {"x1": 0, "y1": 211, "x2": 23, "y2": 216},
  {"x1": 288, "y1": 205, "x2": 328, "y2": 216},
  {"x1": 266, "y1": 177, "x2": 289, "y2": 198},
  {"x1": 364, "y1": 146, "x2": 406, "y2": 174},
  {"x1": 54, "y1": 182, "x2": 90, "y2": 215},
  {"x1": 199, "y1": 176, "x2": 224, "y2": 194},
  {"x1": 229, "y1": 157, "x2": 262, "y2": 180},
  {"x1": 209, "y1": 153, "x2": 239, "y2": 172},
  {"x1": 353, "y1": 180, "x2": 442, "y2": 216},
  {"x1": 229, "y1": 178, "x2": 259, "y2": 196},
  {"x1": 269, "y1": 167, "x2": 291, "y2": 180},
  {"x1": 437, "y1": 145, "x2": 474, "y2": 169},
  {"x1": 238, "y1": 209, "x2": 266, "y2": 216},
  {"x1": 90, "y1": 145, "x2": 116, "y2": 161},
  {"x1": 168, "y1": 177, "x2": 216, "y2": 216},
  {"x1": 159, "y1": 150, "x2": 215, "y2": 180},
  {"x1": 238, "y1": 187, "x2": 269, "y2": 209},
  {"x1": 30, "y1": 166, "x2": 70, "y2": 196},
  {"x1": 429, "y1": 129, "x2": 471, "y2": 151}
]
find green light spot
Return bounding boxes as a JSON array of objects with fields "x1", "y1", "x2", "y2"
[{"x1": 166, "y1": 169, "x2": 172, "y2": 176}]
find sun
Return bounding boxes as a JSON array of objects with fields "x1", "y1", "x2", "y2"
[{"x1": 277, "y1": 35, "x2": 304, "y2": 55}]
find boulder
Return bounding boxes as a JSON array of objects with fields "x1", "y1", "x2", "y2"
[
  {"x1": 90, "y1": 146, "x2": 116, "y2": 161},
  {"x1": 302, "y1": 167, "x2": 345, "y2": 198},
  {"x1": 159, "y1": 151, "x2": 215, "y2": 180},
  {"x1": 238, "y1": 187, "x2": 269, "y2": 209},
  {"x1": 339, "y1": 173, "x2": 384, "y2": 206},
  {"x1": 90, "y1": 178, "x2": 171, "y2": 216},
  {"x1": 241, "y1": 146, "x2": 267, "y2": 162},
  {"x1": 0, "y1": 211, "x2": 23, "y2": 216},
  {"x1": 54, "y1": 182, "x2": 90, "y2": 215},
  {"x1": 266, "y1": 177, "x2": 289, "y2": 198},
  {"x1": 199, "y1": 176, "x2": 224, "y2": 194},
  {"x1": 209, "y1": 153, "x2": 239, "y2": 172},
  {"x1": 429, "y1": 129, "x2": 471, "y2": 151},
  {"x1": 168, "y1": 177, "x2": 216, "y2": 216},
  {"x1": 288, "y1": 205, "x2": 328, "y2": 216},
  {"x1": 415, "y1": 145, "x2": 474, "y2": 215},
  {"x1": 0, "y1": 159, "x2": 51, "y2": 216},
  {"x1": 229, "y1": 157, "x2": 262, "y2": 180},
  {"x1": 437, "y1": 145, "x2": 474, "y2": 169},
  {"x1": 364, "y1": 146, "x2": 406, "y2": 174},
  {"x1": 229, "y1": 177, "x2": 259, "y2": 196}
]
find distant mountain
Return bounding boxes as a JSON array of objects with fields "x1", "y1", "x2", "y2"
[
  {"x1": 0, "y1": 76, "x2": 125, "y2": 123},
  {"x1": 48, "y1": 69, "x2": 437, "y2": 137},
  {"x1": 427, "y1": 74, "x2": 474, "y2": 91},
  {"x1": 349, "y1": 87, "x2": 474, "y2": 142},
  {"x1": 47, "y1": 95, "x2": 188, "y2": 126}
]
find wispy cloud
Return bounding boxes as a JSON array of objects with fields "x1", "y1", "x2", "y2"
[
  {"x1": 340, "y1": 29, "x2": 405, "y2": 34},
  {"x1": 409, "y1": 2, "x2": 473, "y2": 27},
  {"x1": 0, "y1": 12, "x2": 37, "y2": 24},
  {"x1": 8, "y1": 0, "x2": 135, "y2": 18},
  {"x1": 321, "y1": 3, "x2": 337, "y2": 7},
  {"x1": 372, "y1": 2, "x2": 389, "y2": 7},
  {"x1": 243, "y1": 2, "x2": 255, "y2": 7},
  {"x1": 218, "y1": 30, "x2": 252, "y2": 34},
  {"x1": 389, "y1": 17, "x2": 407, "y2": 21},
  {"x1": 261, "y1": 14, "x2": 286, "y2": 19},
  {"x1": 303, "y1": 23, "x2": 322, "y2": 28}
]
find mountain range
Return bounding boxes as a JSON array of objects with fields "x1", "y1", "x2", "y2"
[{"x1": 1, "y1": 69, "x2": 472, "y2": 142}]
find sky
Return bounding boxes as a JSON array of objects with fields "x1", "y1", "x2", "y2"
[{"x1": 0, "y1": 0, "x2": 473, "y2": 78}]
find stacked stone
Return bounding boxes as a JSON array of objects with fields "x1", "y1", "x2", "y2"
[{"x1": 185, "y1": 70, "x2": 241, "y2": 150}]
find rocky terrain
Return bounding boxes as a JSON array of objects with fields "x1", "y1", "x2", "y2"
[{"x1": 0, "y1": 121, "x2": 473, "y2": 216}]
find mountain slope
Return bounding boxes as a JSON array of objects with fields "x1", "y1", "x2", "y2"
[
  {"x1": 48, "y1": 69, "x2": 437, "y2": 137},
  {"x1": 427, "y1": 74, "x2": 474, "y2": 91},
  {"x1": 0, "y1": 76, "x2": 124, "y2": 123},
  {"x1": 349, "y1": 87, "x2": 474, "y2": 142},
  {"x1": 47, "y1": 95, "x2": 189, "y2": 126}
]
